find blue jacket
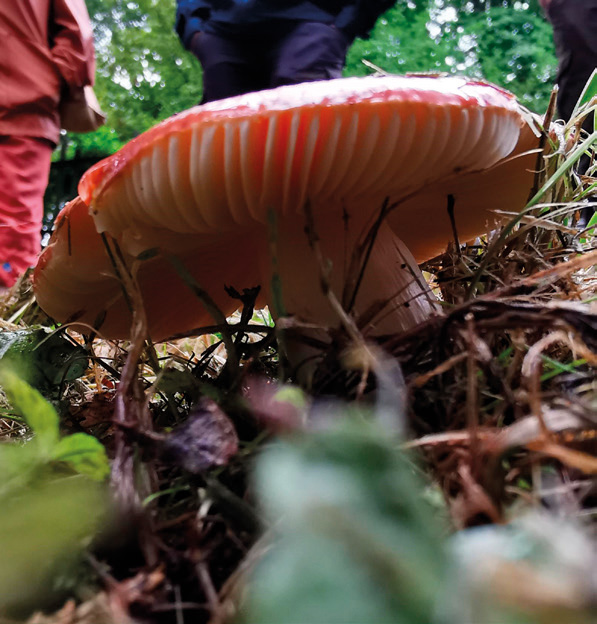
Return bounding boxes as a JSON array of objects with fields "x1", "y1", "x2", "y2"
[{"x1": 175, "y1": 0, "x2": 396, "y2": 48}]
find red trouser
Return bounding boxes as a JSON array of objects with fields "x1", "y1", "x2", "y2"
[{"x1": 0, "y1": 136, "x2": 53, "y2": 287}]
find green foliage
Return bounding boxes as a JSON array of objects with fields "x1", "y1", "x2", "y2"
[
  {"x1": 244, "y1": 418, "x2": 448, "y2": 624},
  {"x1": 0, "y1": 368, "x2": 110, "y2": 482},
  {"x1": 53, "y1": 433, "x2": 112, "y2": 480},
  {"x1": 0, "y1": 476, "x2": 108, "y2": 614},
  {"x1": 346, "y1": 3, "x2": 452, "y2": 77},
  {"x1": 458, "y1": 5, "x2": 557, "y2": 110},
  {"x1": 345, "y1": 0, "x2": 557, "y2": 113},
  {"x1": 61, "y1": 123, "x2": 124, "y2": 159},
  {"x1": 67, "y1": 0, "x2": 202, "y2": 156},
  {"x1": 0, "y1": 371, "x2": 110, "y2": 614},
  {"x1": 0, "y1": 328, "x2": 88, "y2": 395},
  {"x1": 1, "y1": 369, "x2": 59, "y2": 453}
]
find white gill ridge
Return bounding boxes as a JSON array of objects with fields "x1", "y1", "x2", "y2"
[{"x1": 104, "y1": 100, "x2": 519, "y2": 238}]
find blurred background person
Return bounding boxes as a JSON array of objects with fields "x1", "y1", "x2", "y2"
[
  {"x1": 540, "y1": 0, "x2": 597, "y2": 227},
  {"x1": 175, "y1": 0, "x2": 396, "y2": 103},
  {"x1": 0, "y1": 0, "x2": 96, "y2": 291}
]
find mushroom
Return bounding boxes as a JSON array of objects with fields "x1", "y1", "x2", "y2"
[{"x1": 34, "y1": 75, "x2": 537, "y2": 348}]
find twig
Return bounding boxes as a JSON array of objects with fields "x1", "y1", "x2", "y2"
[
  {"x1": 101, "y1": 234, "x2": 159, "y2": 566},
  {"x1": 409, "y1": 352, "x2": 468, "y2": 388},
  {"x1": 446, "y1": 194, "x2": 462, "y2": 258}
]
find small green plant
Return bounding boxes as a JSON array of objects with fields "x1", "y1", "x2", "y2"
[
  {"x1": 0, "y1": 368, "x2": 109, "y2": 492},
  {"x1": 0, "y1": 369, "x2": 110, "y2": 616},
  {"x1": 0, "y1": 328, "x2": 88, "y2": 396},
  {"x1": 244, "y1": 417, "x2": 449, "y2": 624}
]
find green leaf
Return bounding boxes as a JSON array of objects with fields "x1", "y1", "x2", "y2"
[
  {"x1": 272, "y1": 385, "x2": 308, "y2": 410},
  {"x1": 0, "y1": 368, "x2": 59, "y2": 453},
  {"x1": 0, "y1": 328, "x2": 88, "y2": 393},
  {"x1": 0, "y1": 443, "x2": 41, "y2": 497},
  {"x1": 53, "y1": 433, "x2": 110, "y2": 481},
  {"x1": 244, "y1": 419, "x2": 448, "y2": 624},
  {"x1": 0, "y1": 476, "x2": 108, "y2": 613}
]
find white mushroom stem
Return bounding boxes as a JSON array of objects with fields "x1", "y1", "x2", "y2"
[{"x1": 258, "y1": 207, "x2": 438, "y2": 374}]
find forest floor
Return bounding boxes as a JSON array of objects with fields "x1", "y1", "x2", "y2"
[{"x1": 0, "y1": 105, "x2": 596, "y2": 624}]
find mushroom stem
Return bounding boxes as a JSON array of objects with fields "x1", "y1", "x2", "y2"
[{"x1": 259, "y1": 207, "x2": 438, "y2": 375}]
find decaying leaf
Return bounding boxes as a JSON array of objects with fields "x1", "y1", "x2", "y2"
[{"x1": 161, "y1": 398, "x2": 239, "y2": 473}]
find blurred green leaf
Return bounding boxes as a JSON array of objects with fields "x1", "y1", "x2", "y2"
[
  {"x1": 0, "y1": 476, "x2": 108, "y2": 614},
  {"x1": 0, "y1": 443, "x2": 42, "y2": 497},
  {"x1": 272, "y1": 385, "x2": 307, "y2": 410},
  {"x1": 0, "y1": 368, "x2": 59, "y2": 453},
  {"x1": 244, "y1": 418, "x2": 448, "y2": 624},
  {"x1": 53, "y1": 433, "x2": 110, "y2": 481},
  {"x1": 0, "y1": 370, "x2": 109, "y2": 484}
]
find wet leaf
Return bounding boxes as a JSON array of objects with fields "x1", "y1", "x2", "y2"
[
  {"x1": 0, "y1": 328, "x2": 88, "y2": 393},
  {"x1": 161, "y1": 398, "x2": 238, "y2": 473}
]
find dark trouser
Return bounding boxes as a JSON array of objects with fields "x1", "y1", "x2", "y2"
[
  {"x1": 190, "y1": 21, "x2": 350, "y2": 103},
  {"x1": 547, "y1": 0, "x2": 597, "y2": 121},
  {"x1": 547, "y1": 0, "x2": 597, "y2": 226}
]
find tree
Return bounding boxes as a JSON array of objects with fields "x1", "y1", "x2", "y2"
[
  {"x1": 345, "y1": 0, "x2": 557, "y2": 112},
  {"x1": 64, "y1": 0, "x2": 202, "y2": 157}
]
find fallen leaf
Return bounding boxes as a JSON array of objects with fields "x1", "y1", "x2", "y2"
[{"x1": 161, "y1": 399, "x2": 238, "y2": 473}]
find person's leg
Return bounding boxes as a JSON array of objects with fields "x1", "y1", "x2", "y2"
[
  {"x1": 547, "y1": 0, "x2": 597, "y2": 227},
  {"x1": 547, "y1": 0, "x2": 597, "y2": 120},
  {"x1": 190, "y1": 31, "x2": 266, "y2": 102},
  {"x1": 269, "y1": 21, "x2": 350, "y2": 88},
  {"x1": 0, "y1": 136, "x2": 53, "y2": 288}
]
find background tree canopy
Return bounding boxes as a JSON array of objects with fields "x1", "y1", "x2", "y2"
[{"x1": 64, "y1": 0, "x2": 557, "y2": 158}]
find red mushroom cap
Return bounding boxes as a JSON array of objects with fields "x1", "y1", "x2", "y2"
[{"x1": 34, "y1": 75, "x2": 536, "y2": 341}]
